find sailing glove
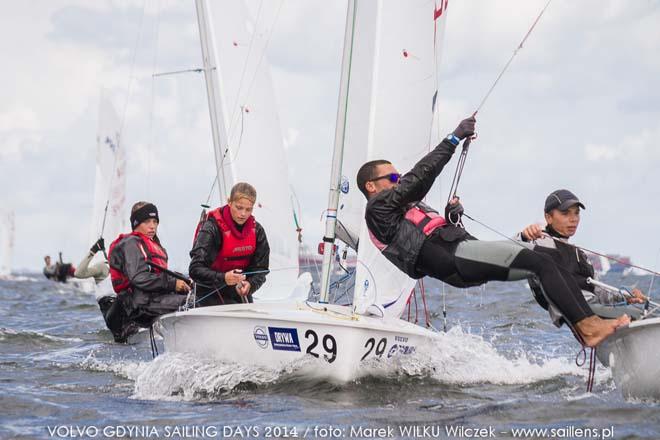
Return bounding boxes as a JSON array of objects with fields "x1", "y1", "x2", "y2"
[
  {"x1": 90, "y1": 238, "x2": 105, "y2": 254},
  {"x1": 452, "y1": 116, "x2": 476, "y2": 140},
  {"x1": 445, "y1": 200, "x2": 464, "y2": 224}
]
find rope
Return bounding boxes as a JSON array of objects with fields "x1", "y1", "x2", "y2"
[
  {"x1": 441, "y1": 281, "x2": 447, "y2": 332},
  {"x1": 147, "y1": 0, "x2": 162, "y2": 198},
  {"x1": 444, "y1": 0, "x2": 553, "y2": 200},
  {"x1": 474, "y1": 0, "x2": 553, "y2": 114},
  {"x1": 227, "y1": 1, "x2": 285, "y2": 150},
  {"x1": 545, "y1": 236, "x2": 660, "y2": 278},
  {"x1": 463, "y1": 212, "x2": 660, "y2": 278},
  {"x1": 226, "y1": 0, "x2": 265, "y2": 141},
  {"x1": 447, "y1": 136, "x2": 473, "y2": 205},
  {"x1": 149, "y1": 325, "x2": 159, "y2": 359},
  {"x1": 420, "y1": 278, "x2": 431, "y2": 328}
]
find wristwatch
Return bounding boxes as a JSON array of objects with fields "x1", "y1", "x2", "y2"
[{"x1": 446, "y1": 133, "x2": 460, "y2": 146}]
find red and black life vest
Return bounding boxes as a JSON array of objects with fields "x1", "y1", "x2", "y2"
[
  {"x1": 108, "y1": 231, "x2": 168, "y2": 294},
  {"x1": 369, "y1": 202, "x2": 446, "y2": 251},
  {"x1": 203, "y1": 206, "x2": 257, "y2": 273}
]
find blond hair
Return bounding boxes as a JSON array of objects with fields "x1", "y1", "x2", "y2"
[{"x1": 229, "y1": 182, "x2": 257, "y2": 203}]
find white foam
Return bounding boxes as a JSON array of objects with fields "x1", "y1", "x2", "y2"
[
  {"x1": 120, "y1": 326, "x2": 602, "y2": 400},
  {"x1": 389, "y1": 326, "x2": 586, "y2": 385},
  {"x1": 80, "y1": 351, "x2": 150, "y2": 381},
  {"x1": 132, "y1": 352, "x2": 288, "y2": 401}
]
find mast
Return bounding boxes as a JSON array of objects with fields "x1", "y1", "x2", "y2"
[
  {"x1": 319, "y1": 0, "x2": 357, "y2": 303},
  {"x1": 195, "y1": 0, "x2": 231, "y2": 201}
]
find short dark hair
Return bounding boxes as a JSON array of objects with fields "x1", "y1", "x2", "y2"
[{"x1": 356, "y1": 160, "x2": 391, "y2": 199}]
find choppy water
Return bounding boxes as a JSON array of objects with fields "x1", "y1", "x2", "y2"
[{"x1": 1, "y1": 273, "x2": 659, "y2": 440}]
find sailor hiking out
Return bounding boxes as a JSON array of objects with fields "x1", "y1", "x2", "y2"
[
  {"x1": 72, "y1": 237, "x2": 140, "y2": 342},
  {"x1": 358, "y1": 116, "x2": 629, "y2": 347}
]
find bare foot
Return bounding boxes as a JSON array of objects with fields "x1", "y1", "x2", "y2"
[{"x1": 575, "y1": 314, "x2": 630, "y2": 347}]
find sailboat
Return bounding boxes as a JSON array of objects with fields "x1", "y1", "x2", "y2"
[
  {"x1": 590, "y1": 277, "x2": 660, "y2": 400},
  {"x1": 72, "y1": 92, "x2": 127, "y2": 294},
  {"x1": 0, "y1": 211, "x2": 14, "y2": 279},
  {"x1": 156, "y1": 0, "x2": 451, "y2": 382}
]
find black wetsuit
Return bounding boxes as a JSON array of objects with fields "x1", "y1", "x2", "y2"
[{"x1": 365, "y1": 137, "x2": 595, "y2": 326}]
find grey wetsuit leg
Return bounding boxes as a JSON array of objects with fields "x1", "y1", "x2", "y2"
[{"x1": 454, "y1": 240, "x2": 533, "y2": 281}]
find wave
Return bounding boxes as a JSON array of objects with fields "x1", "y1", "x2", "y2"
[
  {"x1": 123, "y1": 324, "x2": 601, "y2": 402},
  {"x1": 0, "y1": 327, "x2": 83, "y2": 346}
]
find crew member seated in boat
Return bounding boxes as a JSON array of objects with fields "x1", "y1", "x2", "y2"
[
  {"x1": 108, "y1": 201, "x2": 190, "y2": 330},
  {"x1": 74, "y1": 237, "x2": 139, "y2": 343},
  {"x1": 357, "y1": 115, "x2": 629, "y2": 348},
  {"x1": 189, "y1": 182, "x2": 270, "y2": 307},
  {"x1": 43, "y1": 253, "x2": 75, "y2": 283},
  {"x1": 517, "y1": 189, "x2": 646, "y2": 323}
]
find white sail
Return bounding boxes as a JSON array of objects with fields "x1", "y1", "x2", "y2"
[
  {"x1": 199, "y1": 0, "x2": 302, "y2": 298},
  {"x1": 599, "y1": 254, "x2": 611, "y2": 276},
  {"x1": 0, "y1": 211, "x2": 14, "y2": 277},
  {"x1": 90, "y1": 92, "x2": 126, "y2": 248},
  {"x1": 340, "y1": 0, "x2": 450, "y2": 317}
]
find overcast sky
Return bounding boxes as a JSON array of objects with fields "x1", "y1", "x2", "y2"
[{"x1": 2, "y1": 0, "x2": 659, "y2": 273}]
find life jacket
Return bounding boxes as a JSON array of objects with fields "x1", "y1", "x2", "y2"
[
  {"x1": 205, "y1": 206, "x2": 257, "y2": 273},
  {"x1": 369, "y1": 202, "x2": 446, "y2": 251},
  {"x1": 367, "y1": 201, "x2": 450, "y2": 279},
  {"x1": 108, "y1": 231, "x2": 168, "y2": 294}
]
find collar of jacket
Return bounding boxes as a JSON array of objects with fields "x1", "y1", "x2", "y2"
[{"x1": 545, "y1": 224, "x2": 570, "y2": 241}]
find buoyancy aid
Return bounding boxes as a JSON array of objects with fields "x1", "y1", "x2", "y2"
[
  {"x1": 108, "y1": 232, "x2": 168, "y2": 294},
  {"x1": 368, "y1": 201, "x2": 448, "y2": 279},
  {"x1": 369, "y1": 202, "x2": 446, "y2": 251},
  {"x1": 205, "y1": 206, "x2": 257, "y2": 273}
]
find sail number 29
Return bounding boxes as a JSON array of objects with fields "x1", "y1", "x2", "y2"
[
  {"x1": 305, "y1": 330, "x2": 337, "y2": 363},
  {"x1": 361, "y1": 337, "x2": 387, "y2": 361}
]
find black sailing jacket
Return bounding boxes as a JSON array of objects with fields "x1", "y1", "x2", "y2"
[{"x1": 365, "y1": 138, "x2": 470, "y2": 278}]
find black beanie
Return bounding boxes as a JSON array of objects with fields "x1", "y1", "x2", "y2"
[{"x1": 130, "y1": 203, "x2": 159, "y2": 229}]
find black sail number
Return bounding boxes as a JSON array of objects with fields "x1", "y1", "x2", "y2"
[
  {"x1": 305, "y1": 330, "x2": 337, "y2": 363},
  {"x1": 305, "y1": 329, "x2": 319, "y2": 358},
  {"x1": 361, "y1": 337, "x2": 387, "y2": 361},
  {"x1": 322, "y1": 334, "x2": 337, "y2": 363}
]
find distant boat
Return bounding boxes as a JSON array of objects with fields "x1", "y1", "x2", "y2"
[
  {"x1": 0, "y1": 211, "x2": 15, "y2": 278},
  {"x1": 606, "y1": 254, "x2": 632, "y2": 274},
  {"x1": 587, "y1": 254, "x2": 610, "y2": 276},
  {"x1": 72, "y1": 91, "x2": 127, "y2": 293}
]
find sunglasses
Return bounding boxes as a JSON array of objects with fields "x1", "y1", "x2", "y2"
[{"x1": 369, "y1": 172, "x2": 401, "y2": 183}]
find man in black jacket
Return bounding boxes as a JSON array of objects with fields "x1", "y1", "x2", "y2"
[
  {"x1": 189, "y1": 182, "x2": 269, "y2": 307},
  {"x1": 358, "y1": 116, "x2": 629, "y2": 347}
]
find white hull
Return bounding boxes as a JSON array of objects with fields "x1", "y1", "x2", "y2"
[
  {"x1": 597, "y1": 317, "x2": 660, "y2": 400},
  {"x1": 155, "y1": 302, "x2": 439, "y2": 383}
]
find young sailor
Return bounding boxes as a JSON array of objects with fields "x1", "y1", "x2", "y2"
[
  {"x1": 358, "y1": 116, "x2": 629, "y2": 347},
  {"x1": 43, "y1": 255, "x2": 57, "y2": 280},
  {"x1": 43, "y1": 253, "x2": 75, "y2": 283},
  {"x1": 518, "y1": 189, "x2": 646, "y2": 324},
  {"x1": 73, "y1": 238, "x2": 138, "y2": 342},
  {"x1": 189, "y1": 182, "x2": 270, "y2": 307},
  {"x1": 108, "y1": 202, "x2": 190, "y2": 328}
]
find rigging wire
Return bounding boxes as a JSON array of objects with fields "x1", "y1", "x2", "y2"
[
  {"x1": 226, "y1": 0, "x2": 264, "y2": 140},
  {"x1": 227, "y1": 0, "x2": 285, "y2": 153},
  {"x1": 462, "y1": 212, "x2": 660, "y2": 278},
  {"x1": 147, "y1": 0, "x2": 162, "y2": 198},
  {"x1": 474, "y1": 0, "x2": 553, "y2": 115},
  {"x1": 98, "y1": 0, "x2": 148, "y2": 242}
]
